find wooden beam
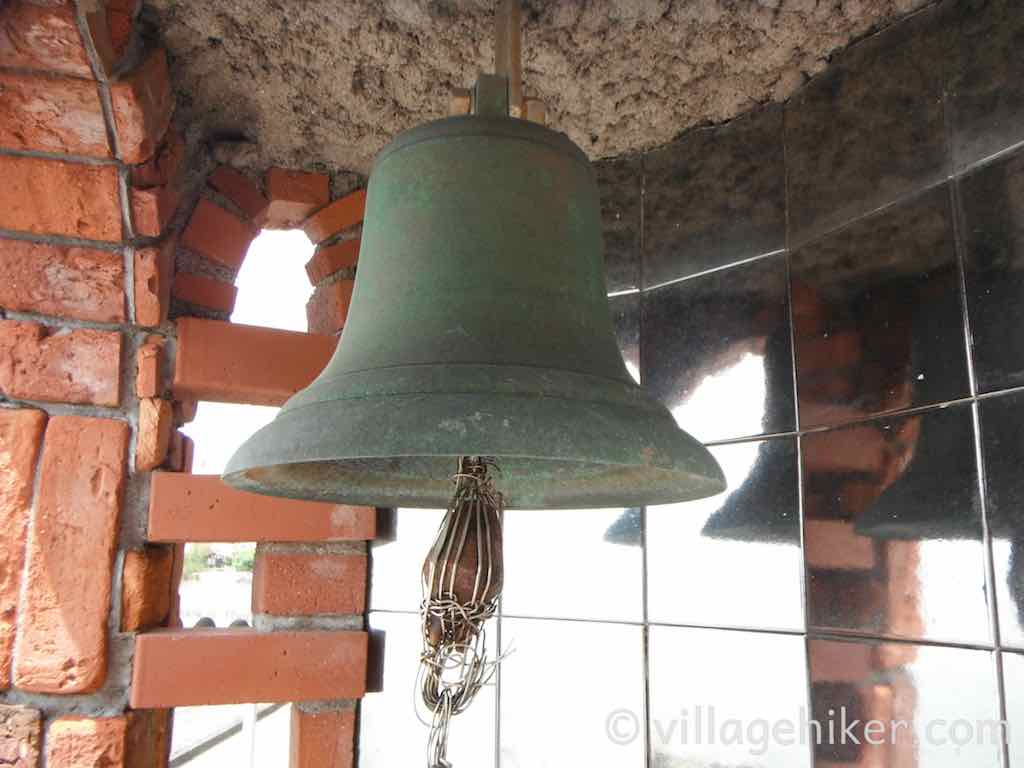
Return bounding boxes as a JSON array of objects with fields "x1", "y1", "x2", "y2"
[
  {"x1": 449, "y1": 87, "x2": 472, "y2": 115},
  {"x1": 494, "y1": 0, "x2": 522, "y2": 116}
]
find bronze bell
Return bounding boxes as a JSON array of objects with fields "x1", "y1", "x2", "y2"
[{"x1": 224, "y1": 76, "x2": 724, "y2": 510}]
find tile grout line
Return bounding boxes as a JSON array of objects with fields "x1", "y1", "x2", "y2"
[
  {"x1": 639, "y1": 140, "x2": 1024, "y2": 301},
  {"x1": 486, "y1": 612, "x2": 1010, "y2": 653},
  {"x1": 494, "y1": 598, "x2": 502, "y2": 768},
  {"x1": 973, "y1": 400, "x2": 1012, "y2": 765},
  {"x1": 643, "y1": 248, "x2": 784, "y2": 294},
  {"x1": 637, "y1": 151, "x2": 653, "y2": 768},
  {"x1": 641, "y1": 503, "x2": 652, "y2": 768},
  {"x1": 945, "y1": 59, "x2": 1012, "y2": 759},
  {"x1": 699, "y1": 387, "x2": 1024, "y2": 450},
  {"x1": 782, "y1": 97, "x2": 819, "y2": 768}
]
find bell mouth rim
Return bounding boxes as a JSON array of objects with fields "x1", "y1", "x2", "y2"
[
  {"x1": 223, "y1": 387, "x2": 726, "y2": 510},
  {"x1": 224, "y1": 455, "x2": 726, "y2": 511},
  {"x1": 374, "y1": 114, "x2": 591, "y2": 172}
]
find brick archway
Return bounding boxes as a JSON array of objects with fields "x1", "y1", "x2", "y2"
[{"x1": 0, "y1": 3, "x2": 374, "y2": 765}]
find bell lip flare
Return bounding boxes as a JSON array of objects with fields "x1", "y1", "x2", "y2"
[{"x1": 222, "y1": 384, "x2": 726, "y2": 509}]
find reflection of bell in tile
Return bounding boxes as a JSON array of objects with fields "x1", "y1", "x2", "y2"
[
  {"x1": 700, "y1": 439, "x2": 798, "y2": 545},
  {"x1": 854, "y1": 406, "x2": 981, "y2": 541},
  {"x1": 1010, "y1": 548, "x2": 1024, "y2": 645},
  {"x1": 602, "y1": 507, "x2": 642, "y2": 546}
]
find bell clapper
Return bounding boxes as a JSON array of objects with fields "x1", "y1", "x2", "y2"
[{"x1": 419, "y1": 457, "x2": 505, "y2": 768}]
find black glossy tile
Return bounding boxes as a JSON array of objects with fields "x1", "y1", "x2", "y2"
[
  {"x1": 979, "y1": 391, "x2": 1024, "y2": 649},
  {"x1": 791, "y1": 186, "x2": 968, "y2": 429},
  {"x1": 609, "y1": 291, "x2": 640, "y2": 384},
  {"x1": 360, "y1": 611, "x2": 496, "y2": 767},
  {"x1": 647, "y1": 437, "x2": 803, "y2": 631},
  {"x1": 943, "y1": 0, "x2": 1024, "y2": 169},
  {"x1": 785, "y1": 8, "x2": 947, "y2": 246},
  {"x1": 595, "y1": 155, "x2": 641, "y2": 293},
  {"x1": 502, "y1": 507, "x2": 643, "y2": 622},
  {"x1": 808, "y1": 637, "x2": 1001, "y2": 767},
  {"x1": 959, "y1": 147, "x2": 1024, "y2": 393},
  {"x1": 648, "y1": 626, "x2": 810, "y2": 767},
  {"x1": 643, "y1": 105, "x2": 785, "y2": 287},
  {"x1": 802, "y1": 404, "x2": 989, "y2": 645},
  {"x1": 641, "y1": 253, "x2": 795, "y2": 443},
  {"x1": 499, "y1": 618, "x2": 644, "y2": 767}
]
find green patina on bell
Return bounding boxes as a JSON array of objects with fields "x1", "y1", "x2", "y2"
[{"x1": 224, "y1": 76, "x2": 724, "y2": 510}]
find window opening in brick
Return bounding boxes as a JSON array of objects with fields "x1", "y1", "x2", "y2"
[{"x1": 172, "y1": 229, "x2": 314, "y2": 766}]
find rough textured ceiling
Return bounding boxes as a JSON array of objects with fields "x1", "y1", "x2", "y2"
[{"x1": 150, "y1": 0, "x2": 929, "y2": 175}]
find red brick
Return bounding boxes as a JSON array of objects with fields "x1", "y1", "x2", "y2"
[
  {"x1": 306, "y1": 279, "x2": 354, "y2": 335},
  {"x1": 0, "y1": 320, "x2": 121, "y2": 406},
  {"x1": 82, "y1": 5, "x2": 139, "y2": 82},
  {"x1": 130, "y1": 629, "x2": 367, "y2": 707},
  {"x1": 253, "y1": 548, "x2": 366, "y2": 616},
  {"x1": 0, "y1": 155, "x2": 121, "y2": 241},
  {"x1": 181, "y1": 198, "x2": 255, "y2": 271},
  {"x1": 46, "y1": 717, "x2": 126, "y2": 768},
  {"x1": 264, "y1": 168, "x2": 330, "y2": 229},
  {"x1": 803, "y1": 424, "x2": 889, "y2": 476},
  {"x1": 121, "y1": 546, "x2": 173, "y2": 632},
  {"x1": 165, "y1": 431, "x2": 193, "y2": 473},
  {"x1": 0, "y1": 410, "x2": 46, "y2": 690},
  {"x1": 14, "y1": 416, "x2": 129, "y2": 694},
  {"x1": 171, "y1": 272, "x2": 237, "y2": 314},
  {"x1": 134, "y1": 241, "x2": 174, "y2": 327},
  {"x1": 805, "y1": 519, "x2": 875, "y2": 571},
  {"x1": 125, "y1": 709, "x2": 169, "y2": 768},
  {"x1": 80, "y1": 1, "x2": 117, "y2": 77},
  {"x1": 147, "y1": 473, "x2": 376, "y2": 542},
  {"x1": 305, "y1": 239, "x2": 359, "y2": 285},
  {"x1": 110, "y1": 48, "x2": 172, "y2": 164},
  {"x1": 291, "y1": 708, "x2": 354, "y2": 768},
  {"x1": 129, "y1": 129, "x2": 183, "y2": 240},
  {"x1": 173, "y1": 317, "x2": 335, "y2": 405},
  {"x1": 131, "y1": 184, "x2": 179, "y2": 238},
  {"x1": 135, "y1": 341, "x2": 162, "y2": 398},
  {"x1": 302, "y1": 190, "x2": 366, "y2": 244},
  {"x1": 105, "y1": 0, "x2": 138, "y2": 63},
  {"x1": 0, "y1": 240, "x2": 124, "y2": 323},
  {"x1": 130, "y1": 129, "x2": 185, "y2": 189},
  {"x1": 167, "y1": 543, "x2": 184, "y2": 629},
  {"x1": 208, "y1": 166, "x2": 269, "y2": 223},
  {"x1": 136, "y1": 397, "x2": 172, "y2": 471},
  {"x1": 0, "y1": 2, "x2": 92, "y2": 77},
  {"x1": 172, "y1": 399, "x2": 197, "y2": 426},
  {"x1": 0, "y1": 70, "x2": 108, "y2": 156},
  {"x1": 0, "y1": 705, "x2": 41, "y2": 768}
]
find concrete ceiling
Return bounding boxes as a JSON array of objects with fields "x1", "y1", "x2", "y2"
[{"x1": 149, "y1": 0, "x2": 929, "y2": 175}]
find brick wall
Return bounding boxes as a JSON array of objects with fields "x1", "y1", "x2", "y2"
[{"x1": 0, "y1": 3, "x2": 372, "y2": 766}]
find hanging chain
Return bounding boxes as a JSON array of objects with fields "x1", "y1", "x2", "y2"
[{"x1": 419, "y1": 457, "x2": 504, "y2": 768}]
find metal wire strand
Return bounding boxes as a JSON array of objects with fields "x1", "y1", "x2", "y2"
[{"x1": 418, "y1": 456, "x2": 504, "y2": 768}]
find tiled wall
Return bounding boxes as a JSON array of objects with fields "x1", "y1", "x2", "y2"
[{"x1": 362, "y1": 1, "x2": 1024, "y2": 766}]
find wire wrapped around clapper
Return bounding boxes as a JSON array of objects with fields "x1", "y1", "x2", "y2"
[{"x1": 419, "y1": 456, "x2": 504, "y2": 768}]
